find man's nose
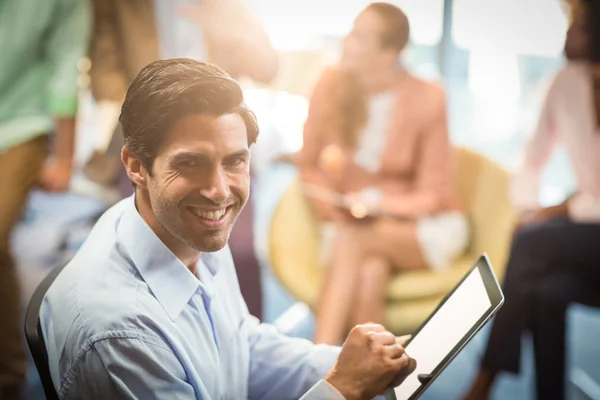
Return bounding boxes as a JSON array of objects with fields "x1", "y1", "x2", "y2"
[{"x1": 199, "y1": 167, "x2": 230, "y2": 204}]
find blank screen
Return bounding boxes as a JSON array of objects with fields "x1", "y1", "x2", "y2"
[{"x1": 394, "y1": 267, "x2": 492, "y2": 399}]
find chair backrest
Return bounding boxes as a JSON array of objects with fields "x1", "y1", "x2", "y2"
[
  {"x1": 453, "y1": 147, "x2": 517, "y2": 278},
  {"x1": 24, "y1": 263, "x2": 67, "y2": 400}
]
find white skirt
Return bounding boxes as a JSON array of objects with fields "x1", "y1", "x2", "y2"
[{"x1": 416, "y1": 212, "x2": 469, "y2": 270}]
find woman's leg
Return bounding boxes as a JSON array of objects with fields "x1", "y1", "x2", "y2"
[
  {"x1": 351, "y1": 255, "x2": 391, "y2": 326},
  {"x1": 464, "y1": 218, "x2": 599, "y2": 400},
  {"x1": 348, "y1": 214, "x2": 469, "y2": 328},
  {"x1": 313, "y1": 223, "x2": 367, "y2": 344},
  {"x1": 463, "y1": 221, "x2": 560, "y2": 399},
  {"x1": 529, "y1": 221, "x2": 600, "y2": 400},
  {"x1": 313, "y1": 219, "x2": 424, "y2": 344},
  {"x1": 367, "y1": 219, "x2": 427, "y2": 271}
]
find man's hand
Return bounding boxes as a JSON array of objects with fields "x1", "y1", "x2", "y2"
[
  {"x1": 325, "y1": 324, "x2": 417, "y2": 400},
  {"x1": 39, "y1": 160, "x2": 72, "y2": 192}
]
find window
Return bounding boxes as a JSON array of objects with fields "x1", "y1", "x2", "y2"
[{"x1": 247, "y1": 0, "x2": 444, "y2": 50}]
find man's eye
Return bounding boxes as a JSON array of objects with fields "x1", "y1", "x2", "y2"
[
  {"x1": 227, "y1": 158, "x2": 246, "y2": 167},
  {"x1": 181, "y1": 160, "x2": 198, "y2": 168}
]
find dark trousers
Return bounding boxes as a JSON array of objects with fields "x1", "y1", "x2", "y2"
[{"x1": 482, "y1": 218, "x2": 600, "y2": 399}]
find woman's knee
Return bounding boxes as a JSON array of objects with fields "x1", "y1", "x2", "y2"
[
  {"x1": 505, "y1": 222, "x2": 564, "y2": 290},
  {"x1": 511, "y1": 222, "x2": 554, "y2": 258},
  {"x1": 334, "y1": 223, "x2": 371, "y2": 251},
  {"x1": 357, "y1": 255, "x2": 390, "y2": 292}
]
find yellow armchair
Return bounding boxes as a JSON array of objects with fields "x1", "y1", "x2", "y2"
[{"x1": 268, "y1": 148, "x2": 517, "y2": 334}]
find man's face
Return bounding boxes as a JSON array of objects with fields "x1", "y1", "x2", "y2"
[
  {"x1": 342, "y1": 10, "x2": 394, "y2": 73},
  {"x1": 145, "y1": 113, "x2": 250, "y2": 253}
]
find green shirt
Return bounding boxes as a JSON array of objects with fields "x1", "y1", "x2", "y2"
[{"x1": 0, "y1": 0, "x2": 91, "y2": 151}]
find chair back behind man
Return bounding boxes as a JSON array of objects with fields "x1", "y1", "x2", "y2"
[{"x1": 24, "y1": 264, "x2": 67, "y2": 400}]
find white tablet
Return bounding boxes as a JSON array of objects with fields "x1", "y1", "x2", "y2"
[{"x1": 385, "y1": 253, "x2": 504, "y2": 400}]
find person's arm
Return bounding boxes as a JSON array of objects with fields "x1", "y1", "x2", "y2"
[
  {"x1": 510, "y1": 77, "x2": 559, "y2": 215},
  {"x1": 64, "y1": 336, "x2": 196, "y2": 399},
  {"x1": 40, "y1": 0, "x2": 91, "y2": 192},
  {"x1": 366, "y1": 87, "x2": 454, "y2": 219},
  {"x1": 298, "y1": 69, "x2": 347, "y2": 222},
  {"x1": 181, "y1": 0, "x2": 278, "y2": 84},
  {"x1": 299, "y1": 380, "x2": 346, "y2": 399},
  {"x1": 247, "y1": 320, "x2": 416, "y2": 400},
  {"x1": 245, "y1": 316, "x2": 342, "y2": 400}
]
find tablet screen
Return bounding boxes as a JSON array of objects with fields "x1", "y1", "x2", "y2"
[{"x1": 393, "y1": 266, "x2": 493, "y2": 399}]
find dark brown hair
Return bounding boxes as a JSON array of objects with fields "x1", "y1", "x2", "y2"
[{"x1": 120, "y1": 58, "x2": 259, "y2": 174}]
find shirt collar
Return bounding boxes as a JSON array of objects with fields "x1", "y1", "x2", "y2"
[{"x1": 117, "y1": 196, "x2": 205, "y2": 321}]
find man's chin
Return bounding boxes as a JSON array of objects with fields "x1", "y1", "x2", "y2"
[
  {"x1": 197, "y1": 241, "x2": 228, "y2": 253},
  {"x1": 188, "y1": 230, "x2": 230, "y2": 253},
  {"x1": 186, "y1": 209, "x2": 240, "y2": 252}
]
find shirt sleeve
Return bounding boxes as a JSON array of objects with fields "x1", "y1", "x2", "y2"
[
  {"x1": 45, "y1": 0, "x2": 92, "y2": 117},
  {"x1": 510, "y1": 76, "x2": 559, "y2": 212},
  {"x1": 245, "y1": 316, "x2": 341, "y2": 400},
  {"x1": 378, "y1": 86, "x2": 455, "y2": 218},
  {"x1": 299, "y1": 379, "x2": 346, "y2": 400},
  {"x1": 62, "y1": 335, "x2": 196, "y2": 400}
]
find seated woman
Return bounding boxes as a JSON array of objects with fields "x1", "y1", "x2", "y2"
[
  {"x1": 298, "y1": 2, "x2": 468, "y2": 345},
  {"x1": 463, "y1": 2, "x2": 600, "y2": 399}
]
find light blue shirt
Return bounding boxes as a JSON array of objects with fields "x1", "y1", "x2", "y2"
[
  {"x1": 40, "y1": 196, "x2": 343, "y2": 399},
  {"x1": 152, "y1": 0, "x2": 208, "y2": 60}
]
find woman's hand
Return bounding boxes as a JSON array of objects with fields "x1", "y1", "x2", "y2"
[
  {"x1": 517, "y1": 201, "x2": 569, "y2": 231},
  {"x1": 343, "y1": 191, "x2": 380, "y2": 221},
  {"x1": 319, "y1": 144, "x2": 348, "y2": 177}
]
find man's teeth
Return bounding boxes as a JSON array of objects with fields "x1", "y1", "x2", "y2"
[{"x1": 191, "y1": 208, "x2": 226, "y2": 220}]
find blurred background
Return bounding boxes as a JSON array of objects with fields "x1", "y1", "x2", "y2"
[{"x1": 2, "y1": 0, "x2": 599, "y2": 399}]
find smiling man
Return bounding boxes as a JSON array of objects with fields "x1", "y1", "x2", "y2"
[{"x1": 40, "y1": 59, "x2": 416, "y2": 400}]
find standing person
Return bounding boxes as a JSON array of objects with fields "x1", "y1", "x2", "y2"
[
  {"x1": 0, "y1": 0, "x2": 91, "y2": 398},
  {"x1": 300, "y1": 2, "x2": 467, "y2": 345},
  {"x1": 463, "y1": 1, "x2": 600, "y2": 398}
]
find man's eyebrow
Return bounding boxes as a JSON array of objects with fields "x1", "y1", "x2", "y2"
[
  {"x1": 225, "y1": 149, "x2": 251, "y2": 160},
  {"x1": 166, "y1": 149, "x2": 250, "y2": 165},
  {"x1": 166, "y1": 152, "x2": 208, "y2": 165}
]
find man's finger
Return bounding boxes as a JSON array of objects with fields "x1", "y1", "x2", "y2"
[
  {"x1": 369, "y1": 330, "x2": 396, "y2": 346},
  {"x1": 384, "y1": 343, "x2": 405, "y2": 359},
  {"x1": 395, "y1": 335, "x2": 412, "y2": 347},
  {"x1": 390, "y1": 356, "x2": 417, "y2": 387},
  {"x1": 359, "y1": 323, "x2": 386, "y2": 333}
]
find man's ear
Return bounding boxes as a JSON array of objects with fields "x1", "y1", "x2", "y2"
[{"x1": 121, "y1": 146, "x2": 149, "y2": 188}]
